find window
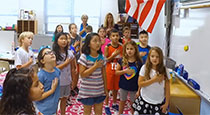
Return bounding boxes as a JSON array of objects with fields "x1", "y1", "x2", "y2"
[
  {"x1": 0, "y1": 0, "x2": 18, "y2": 28},
  {"x1": 45, "y1": 0, "x2": 101, "y2": 34}
]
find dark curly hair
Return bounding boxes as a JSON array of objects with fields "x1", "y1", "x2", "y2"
[{"x1": 0, "y1": 68, "x2": 36, "y2": 114}]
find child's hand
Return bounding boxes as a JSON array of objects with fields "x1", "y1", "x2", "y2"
[
  {"x1": 74, "y1": 41, "x2": 80, "y2": 47},
  {"x1": 29, "y1": 56, "x2": 33, "y2": 63},
  {"x1": 125, "y1": 68, "x2": 135, "y2": 75},
  {"x1": 112, "y1": 49, "x2": 121, "y2": 57},
  {"x1": 160, "y1": 103, "x2": 168, "y2": 113},
  {"x1": 154, "y1": 74, "x2": 164, "y2": 83},
  {"x1": 135, "y1": 90, "x2": 140, "y2": 98},
  {"x1": 51, "y1": 78, "x2": 58, "y2": 91},
  {"x1": 65, "y1": 57, "x2": 73, "y2": 64},
  {"x1": 139, "y1": 52, "x2": 147, "y2": 57},
  {"x1": 94, "y1": 60, "x2": 104, "y2": 68}
]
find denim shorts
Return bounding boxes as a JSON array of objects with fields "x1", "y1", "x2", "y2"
[{"x1": 78, "y1": 96, "x2": 106, "y2": 105}]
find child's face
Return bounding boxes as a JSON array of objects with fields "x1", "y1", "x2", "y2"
[
  {"x1": 70, "y1": 25, "x2": 77, "y2": 34},
  {"x1": 139, "y1": 34, "x2": 148, "y2": 45},
  {"x1": 58, "y1": 35, "x2": 68, "y2": 49},
  {"x1": 126, "y1": 44, "x2": 135, "y2": 57},
  {"x1": 42, "y1": 48, "x2": 56, "y2": 64},
  {"x1": 123, "y1": 30, "x2": 131, "y2": 39},
  {"x1": 110, "y1": 32, "x2": 119, "y2": 44},
  {"x1": 150, "y1": 50, "x2": 159, "y2": 66},
  {"x1": 57, "y1": 26, "x2": 63, "y2": 32},
  {"x1": 89, "y1": 35, "x2": 101, "y2": 52},
  {"x1": 98, "y1": 29, "x2": 106, "y2": 38},
  {"x1": 30, "y1": 73, "x2": 44, "y2": 101},
  {"x1": 22, "y1": 35, "x2": 33, "y2": 47}
]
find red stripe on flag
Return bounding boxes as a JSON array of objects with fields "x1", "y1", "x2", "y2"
[
  {"x1": 147, "y1": 0, "x2": 166, "y2": 33},
  {"x1": 133, "y1": 0, "x2": 144, "y2": 19},
  {"x1": 138, "y1": 0, "x2": 154, "y2": 26},
  {"x1": 125, "y1": 0, "x2": 131, "y2": 13}
]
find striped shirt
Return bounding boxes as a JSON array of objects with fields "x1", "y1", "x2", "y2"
[{"x1": 77, "y1": 54, "x2": 105, "y2": 99}]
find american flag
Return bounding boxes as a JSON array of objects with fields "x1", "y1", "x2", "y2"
[{"x1": 125, "y1": 0, "x2": 166, "y2": 33}]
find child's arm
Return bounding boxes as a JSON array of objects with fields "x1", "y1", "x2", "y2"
[
  {"x1": 71, "y1": 58, "x2": 78, "y2": 89},
  {"x1": 139, "y1": 52, "x2": 147, "y2": 57},
  {"x1": 17, "y1": 57, "x2": 33, "y2": 69},
  {"x1": 138, "y1": 74, "x2": 164, "y2": 87},
  {"x1": 104, "y1": 46, "x2": 121, "y2": 62},
  {"x1": 102, "y1": 66, "x2": 108, "y2": 96},
  {"x1": 79, "y1": 60, "x2": 103, "y2": 78},
  {"x1": 56, "y1": 57, "x2": 73, "y2": 70},
  {"x1": 36, "y1": 78, "x2": 58, "y2": 101},
  {"x1": 115, "y1": 63, "x2": 134, "y2": 75},
  {"x1": 161, "y1": 79, "x2": 170, "y2": 113}
]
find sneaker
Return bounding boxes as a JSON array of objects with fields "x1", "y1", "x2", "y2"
[
  {"x1": 105, "y1": 107, "x2": 112, "y2": 115},
  {"x1": 112, "y1": 104, "x2": 119, "y2": 111}
]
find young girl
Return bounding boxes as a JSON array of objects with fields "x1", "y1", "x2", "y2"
[
  {"x1": 15, "y1": 31, "x2": 36, "y2": 69},
  {"x1": 98, "y1": 27, "x2": 111, "y2": 55},
  {"x1": 132, "y1": 46, "x2": 170, "y2": 115},
  {"x1": 52, "y1": 32, "x2": 75, "y2": 115},
  {"x1": 69, "y1": 23, "x2": 82, "y2": 60},
  {"x1": 69, "y1": 23, "x2": 81, "y2": 95},
  {"x1": 35, "y1": 48, "x2": 60, "y2": 115},
  {"x1": 52, "y1": 24, "x2": 63, "y2": 42},
  {"x1": 115, "y1": 41, "x2": 143, "y2": 114},
  {"x1": 0, "y1": 67, "x2": 44, "y2": 114},
  {"x1": 77, "y1": 33, "x2": 107, "y2": 115}
]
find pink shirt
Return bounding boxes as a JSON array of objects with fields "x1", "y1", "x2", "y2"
[{"x1": 101, "y1": 38, "x2": 111, "y2": 54}]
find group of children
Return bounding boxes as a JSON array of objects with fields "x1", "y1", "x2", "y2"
[{"x1": 0, "y1": 21, "x2": 170, "y2": 115}]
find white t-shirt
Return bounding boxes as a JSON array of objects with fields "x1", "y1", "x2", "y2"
[
  {"x1": 15, "y1": 47, "x2": 36, "y2": 68},
  {"x1": 139, "y1": 65, "x2": 169, "y2": 104}
]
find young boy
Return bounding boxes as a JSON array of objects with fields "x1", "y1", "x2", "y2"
[
  {"x1": 104, "y1": 29, "x2": 123, "y2": 114},
  {"x1": 121, "y1": 26, "x2": 131, "y2": 45},
  {"x1": 137, "y1": 30, "x2": 151, "y2": 64},
  {"x1": 15, "y1": 31, "x2": 36, "y2": 69}
]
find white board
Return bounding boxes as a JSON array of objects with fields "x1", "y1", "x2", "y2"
[{"x1": 170, "y1": 7, "x2": 210, "y2": 101}]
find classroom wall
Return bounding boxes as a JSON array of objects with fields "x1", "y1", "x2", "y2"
[{"x1": 17, "y1": 0, "x2": 166, "y2": 51}]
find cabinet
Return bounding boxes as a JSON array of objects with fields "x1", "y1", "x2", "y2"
[
  {"x1": 170, "y1": 77, "x2": 200, "y2": 114},
  {"x1": 117, "y1": 22, "x2": 139, "y2": 39},
  {"x1": 17, "y1": 20, "x2": 37, "y2": 34}
]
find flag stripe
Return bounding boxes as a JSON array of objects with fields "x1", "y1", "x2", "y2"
[
  {"x1": 138, "y1": 0, "x2": 153, "y2": 27},
  {"x1": 141, "y1": 0, "x2": 158, "y2": 30},
  {"x1": 125, "y1": 0, "x2": 166, "y2": 33},
  {"x1": 127, "y1": 0, "x2": 138, "y2": 16},
  {"x1": 147, "y1": 0, "x2": 166, "y2": 32},
  {"x1": 125, "y1": 0, "x2": 131, "y2": 13}
]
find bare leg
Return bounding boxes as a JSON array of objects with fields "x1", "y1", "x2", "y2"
[
  {"x1": 60, "y1": 97, "x2": 67, "y2": 115},
  {"x1": 119, "y1": 100, "x2": 126, "y2": 114},
  {"x1": 83, "y1": 105, "x2": 92, "y2": 115},
  {"x1": 94, "y1": 102, "x2": 103, "y2": 115}
]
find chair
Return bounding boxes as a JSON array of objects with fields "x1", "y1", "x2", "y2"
[{"x1": 0, "y1": 61, "x2": 10, "y2": 73}]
